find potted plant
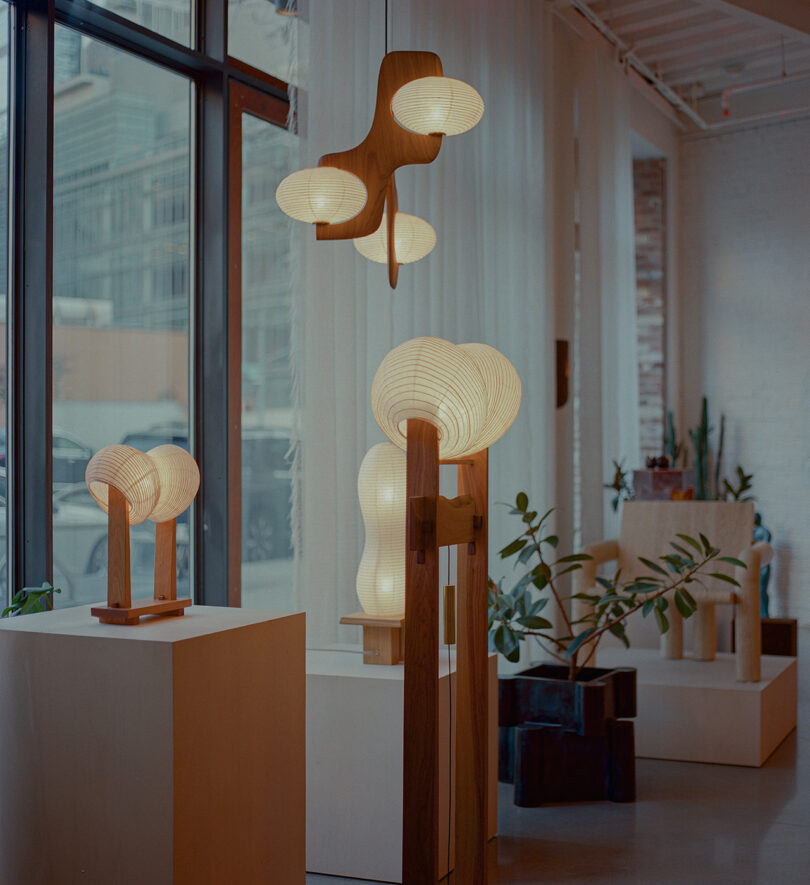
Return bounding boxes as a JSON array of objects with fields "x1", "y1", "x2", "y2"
[
  {"x1": 489, "y1": 492, "x2": 743, "y2": 805},
  {"x1": 1, "y1": 582, "x2": 61, "y2": 618}
]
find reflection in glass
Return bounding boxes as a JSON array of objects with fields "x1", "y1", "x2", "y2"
[
  {"x1": 241, "y1": 113, "x2": 296, "y2": 610},
  {"x1": 85, "y1": 0, "x2": 191, "y2": 48},
  {"x1": 229, "y1": 0, "x2": 299, "y2": 83},
  {"x1": 52, "y1": 27, "x2": 192, "y2": 607}
]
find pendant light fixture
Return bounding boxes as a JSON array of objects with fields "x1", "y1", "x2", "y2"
[
  {"x1": 275, "y1": 2, "x2": 483, "y2": 289},
  {"x1": 353, "y1": 211, "x2": 436, "y2": 265},
  {"x1": 392, "y1": 76, "x2": 484, "y2": 136}
]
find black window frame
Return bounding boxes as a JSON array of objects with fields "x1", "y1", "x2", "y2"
[{"x1": 7, "y1": 0, "x2": 291, "y2": 606}]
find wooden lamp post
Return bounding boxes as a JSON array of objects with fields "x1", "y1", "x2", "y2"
[{"x1": 369, "y1": 337, "x2": 521, "y2": 884}]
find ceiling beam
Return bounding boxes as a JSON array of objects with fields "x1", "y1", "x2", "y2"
[{"x1": 701, "y1": 1, "x2": 810, "y2": 43}]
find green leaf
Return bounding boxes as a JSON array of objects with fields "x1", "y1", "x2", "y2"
[
  {"x1": 679, "y1": 587, "x2": 696, "y2": 608},
  {"x1": 638, "y1": 556, "x2": 668, "y2": 576},
  {"x1": 719, "y1": 556, "x2": 746, "y2": 569},
  {"x1": 500, "y1": 538, "x2": 528, "y2": 558},
  {"x1": 517, "y1": 545, "x2": 536, "y2": 565},
  {"x1": 622, "y1": 581, "x2": 660, "y2": 594},
  {"x1": 516, "y1": 492, "x2": 528, "y2": 512},
  {"x1": 493, "y1": 624, "x2": 520, "y2": 660},
  {"x1": 642, "y1": 599, "x2": 655, "y2": 617},
  {"x1": 676, "y1": 533, "x2": 702, "y2": 553},
  {"x1": 655, "y1": 597, "x2": 669, "y2": 612},
  {"x1": 654, "y1": 606, "x2": 669, "y2": 634},
  {"x1": 517, "y1": 616, "x2": 553, "y2": 630},
  {"x1": 595, "y1": 576, "x2": 613, "y2": 589},
  {"x1": 565, "y1": 628, "x2": 596, "y2": 659},
  {"x1": 709, "y1": 572, "x2": 740, "y2": 586},
  {"x1": 608, "y1": 623, "x2": 630, "y2": 648},
  {"x1": 543, "y1": 535, "x2": 559, "y2": 549},
  {"x1": 554, "y1": 564, "x2": 583, "y2": 578},
  {"x1": 674, "y1": 588, "x2": 696, "y2": 618},
  {"x1": 669, "y1": 542, "x2": 691, "y2": 558},
  {"x1": 530, "y1": 597, "x2": 549, "y2": 614},
  {"x1": 554, "y1": 553, "x2": 593, "y2": 565},
  {"x1": 699, "y1": 532, "x2": 712, "y2": 554}
]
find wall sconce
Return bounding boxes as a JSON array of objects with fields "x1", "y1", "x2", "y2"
[
  {"x1": 85, "y1": 443, "x2": 200, "y2": 625},
  {"x1": 276, "y1": 51, "x2": 483, "y2": 288}
]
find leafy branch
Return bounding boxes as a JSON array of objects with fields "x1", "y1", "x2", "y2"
[{"x1": 489, "y1": 492, "x2": 743, "y2": 680}]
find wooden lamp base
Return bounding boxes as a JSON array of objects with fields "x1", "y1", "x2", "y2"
[
  {"x1": 340, "y1": 612, "x2": 405, "y2": 665},
  {"x1": 91, "y1": 597, "x2": 191, "y2": 626}
]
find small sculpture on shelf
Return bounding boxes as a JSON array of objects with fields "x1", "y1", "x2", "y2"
[{"x1": 85, "y1": 443, "x2": 200, "y2": 625}]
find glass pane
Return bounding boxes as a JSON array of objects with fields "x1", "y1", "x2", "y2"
[
  {"x1": 0, "y1": 3, "x2": 8, "y2": 602},
  {"x1": 229, "y1": 0, "x2": 298, "y2": 82},
  {"x1": 53, "y1": 27, "x2": 192, "y2": 608},
  {"x1": 241, "y1": 112, "x2": 296, "y2": 610},
  {"x1": 85, "y1": 0, "x2": 191, "y2": 48}
]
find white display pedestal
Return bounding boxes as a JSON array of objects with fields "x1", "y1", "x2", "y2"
[
  {"x1": 0, "y1": 604, "x2": 306, "y2": 885},
  {"x1": 306, "y1": 649, "x2": 498, "y2": 883},
  {"x1": 599, "y1": 647, "x2": 797, "y2": 767}
]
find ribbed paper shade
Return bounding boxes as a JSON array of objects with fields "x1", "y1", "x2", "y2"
[
  {"x1": 392, "y1": 76, "x2": 484, "y2": 136},
  {"x1": 146, "y1": 445, "x2": 201, "y2": 523},
  {"x1": 275, "y1": 166, "x2": 367, "y2": 224},
  {"x1": 371, "y1": 337, "x2": 487, "y2": 460},
  {"x1": 353, "y1": 212, "x2": 437, "y2": 264},
  {"x1": 457, "y1": 343, "x2": 522, "y2": 455},
  {"x1": 85, "y1": 444, "x2": 160, "y2": 525},
  {"x1": 356, "y1": 443, "x2": 407, "y2": 617}
]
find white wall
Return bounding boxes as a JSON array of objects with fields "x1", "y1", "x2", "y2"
[{"x1": 679, "y1": 117, "x2": 810, "y2": 625}]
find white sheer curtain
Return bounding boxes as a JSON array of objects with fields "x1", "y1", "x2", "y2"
[{"x1": 294, "y1": 0, "x2": 553, "y2": 645}]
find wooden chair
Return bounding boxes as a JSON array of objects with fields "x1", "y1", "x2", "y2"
[{"x1": 572, "y1": 501, "x2": 773, "y2": 682}]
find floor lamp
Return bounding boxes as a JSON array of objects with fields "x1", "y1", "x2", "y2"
[{"x1": 370, "y1": 337, "x2": 521, "y2": 884}]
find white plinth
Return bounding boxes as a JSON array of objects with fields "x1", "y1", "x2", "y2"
[
  {"x1": 0, "y1": 604, "x2": 306, "y2": 885},
  {"x1": 598, "y1": 647, "x2": 797, "y2": 767},
  {"x1": 306, "y1": 649, "x2": 498, "y2": 883}
]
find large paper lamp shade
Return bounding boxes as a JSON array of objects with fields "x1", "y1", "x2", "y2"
[
  {"x1": 85, "y1": 445, "x2": 160, "y2": 525},
  {"x1": 392, "y1": 76, "x2": 484, "y2": 136},
  {"x1": 353, "y1": 212, "x2": 437, "y2": 265},
  {"x1": 146, "y1": 445, "x2": 200, "y2": 523},
  {"x1": 275, "y1": 167, "x2": 367, "y2": 224},
  {"x1": 371, "y1": 337, "x2": 487, "y2": 460},
  {"x1": 356, "y1": 443, "x2": 407, "y2": 617},
  {"x1": 457, "y1": 343, "x2": 522, "y2": 455}
]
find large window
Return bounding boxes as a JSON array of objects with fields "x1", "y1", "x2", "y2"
[
  {"x1": 1, "y1": 0, "x2": 290, "y2": 609},
  {"x1": 240, "y1": 111, "x2": 295, "y2": 610},
  {"x1": 52, "y1": 27, "x2": 192, "y2": 607}
]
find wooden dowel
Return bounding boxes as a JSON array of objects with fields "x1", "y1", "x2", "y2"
[
  {"x1": 107, "y1": 486, "x2": 131, "y2": 609},
  {"x1": 154, "y1": 519, "x2": 177, "y2": 601}
]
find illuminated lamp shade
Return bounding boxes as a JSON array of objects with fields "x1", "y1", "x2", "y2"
[
  {"x1": 456, "y1": 343, "x2": 522, "y2": 456},
  {"x1": 392, "y1": 76, "x2": 484, "y2": 136},
  {"x1": 356, "y1": 443, "x2": 407, "y2": 617},
  {"x1": 353, "y1": 212, "x2": 436, "y2": 265},
  {"x1": 85, "y1": 444, "x2": 160, "y2": 525},
  {"x1": 146, "y1": 445, "x2": 200, "y2": 523},
  {"x1": 275, "y1": 166, "x2": 368, "y2": 224},
  {"x1": 370, "y1": 336, "x2": 487, "y2": 460}
]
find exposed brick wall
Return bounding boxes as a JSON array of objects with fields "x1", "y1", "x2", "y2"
[
  {"x1": 679, "y1": 118, "x2": 810, "y2": 624},
  {"x1": 633, "y1": 158, "x2": 667, "y2": 461}
]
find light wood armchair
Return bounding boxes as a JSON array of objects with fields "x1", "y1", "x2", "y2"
[{"x1": 572, "y1": 501, "x2": 773, "y2": 682}]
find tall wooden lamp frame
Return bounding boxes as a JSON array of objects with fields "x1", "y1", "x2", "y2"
[{"x1": 403, "y1": 418, "x2": 490, "y2": 884}]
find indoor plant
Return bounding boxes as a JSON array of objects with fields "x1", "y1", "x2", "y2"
[{"x1": 489, "y1": 491, "x2": 743, "y2": 804}]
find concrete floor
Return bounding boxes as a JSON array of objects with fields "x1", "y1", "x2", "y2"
[{"x1": 307, "y1": 629, "x2": 809, "y2": 884}]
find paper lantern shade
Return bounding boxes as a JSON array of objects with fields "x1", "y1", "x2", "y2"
[
  {"x1": 371, "y1": 337, "x2": 487, "y2": 460},
  {"x1": 356, "y1": 443, "x2": 407, "y2": 617},
  {"x1": 85, "y1": 445, "x2": 160, "y2": 525},
  {"x1": 392, "y1": 76, "x2": 484, "y2": 136},
  {"x1": 353, "y1": 212, "x2": 436, "y2": 265},
  {"x1": 275, "y1": 167, "x2": 368, "y2": 224},
  {"x1": 457, "y1": 343, "x2": 522, "y2": 455},
  {"x1": 146, "y1": 445, "x2": 200, "y2": 523}
]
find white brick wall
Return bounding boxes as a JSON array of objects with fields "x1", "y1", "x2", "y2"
[{"x1": 679, "y1": 117, "x2": 810, "y2": 625}]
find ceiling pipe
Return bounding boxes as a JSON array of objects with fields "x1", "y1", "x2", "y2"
[
  {"x1": 566, "y1": 0, "x2": 710, "y2": 130},
  {"x1": 720, "y1": 68, "x2": 810, "y2": 115}
]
